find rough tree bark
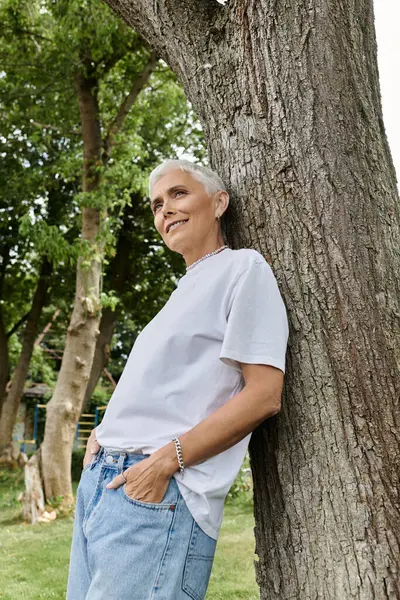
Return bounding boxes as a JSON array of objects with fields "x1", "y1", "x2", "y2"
[
  {"x1": 101, "y1": 1, "x2": 400, "y2": 598},
  {"x1": 0, "y1": 258, "x2": 52, "y2": 466}
]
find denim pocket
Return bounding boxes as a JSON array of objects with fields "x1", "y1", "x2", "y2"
[{"x1": 182, "y1": 520, "x2": 217, "y2": 600}]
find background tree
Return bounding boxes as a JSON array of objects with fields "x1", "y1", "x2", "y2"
[
  {"x1": 100, "y1": 0, "x2": 400, "y2": 598},
  {"x1": 0, "y1": 0, "x2": 206, "y2": 504},
  {"x1": 0, "y1": 52, "x2": 81, "y2": 464}
]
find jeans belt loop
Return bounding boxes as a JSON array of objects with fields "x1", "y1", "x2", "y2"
[{"x1": 118, "y1": 452, "x2": 126, "y2": 471}]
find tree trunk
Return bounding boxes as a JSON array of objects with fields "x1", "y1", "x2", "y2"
[
  {"x1": 22, "y1": 448, "x2": 45, "y2": 523},
  {"x1": 0, "y1": 317, "x2": 9, "y2": 418},
  {"x1": 0, "y1": 244, "x2": 11, "y2": 415},
  {"x1": 0, "y1": 258, "x2": 52, "y2": 467},
  {"x1": 40, "y1": 69, "x2": 104, "y2": 505},
  {"x1": 101, "y1": 1, "x2": 400, "y2": 597},
  {"x1": 37, "y1": 55, "x2": 157, "y2": 508}
]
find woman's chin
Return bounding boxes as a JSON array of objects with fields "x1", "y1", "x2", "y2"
[{"x1": 167, "y1": 238, "x2": 192, "y2": 256}]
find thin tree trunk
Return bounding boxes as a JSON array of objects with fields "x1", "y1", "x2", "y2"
[
  {"x1": 0, "y1": 244, "x2": 11, "y2": 415},
  {"x1": 39, "y1": 68, "x2": 104, "y2": 505},
  {"x1": 22, "y1": 448, "x2": 45, "y2": 523},
  {"x1": 0, "y1": 258, "x2": 52, "y2": 466},
  {"x1": 32, "y1": 54, "x2": 158, "y2": 509},
  {"x1": 35, "y1": 308, "x2": 60, "y2": 347},
  {"x1": 0, "y1": 318, "x2": 9, "y2": 418},
  {"x1": 101, "y1": 1, "x2": 400, "y2": 597}
]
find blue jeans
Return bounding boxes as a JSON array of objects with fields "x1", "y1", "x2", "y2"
[{"x1": 66, "y1": 446, "x2": 217, "y2": 600}]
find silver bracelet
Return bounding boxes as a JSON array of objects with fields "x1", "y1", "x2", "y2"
[{"x1": 172, "y1": 437, "x2": 185, "y2": 476}]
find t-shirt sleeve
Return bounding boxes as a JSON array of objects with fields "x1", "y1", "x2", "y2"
[{"x1": 219, "y1": 259, "x2": 289, "y2": 373}]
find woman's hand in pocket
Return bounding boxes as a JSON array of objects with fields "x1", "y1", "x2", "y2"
[
  {"x1": 83, "y1": 429, "x2": 100, "y2": 469},
  {"x1": 106, "y1": 455, "x2": 172, "y2": 503}
]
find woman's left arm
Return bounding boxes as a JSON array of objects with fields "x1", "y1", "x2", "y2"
[
  {"x1": 105, "y1": 363, "x2": 284, "y2": 500},
  {"x1": 153, "y1": 362, "x2": 284, "y2": 476}
]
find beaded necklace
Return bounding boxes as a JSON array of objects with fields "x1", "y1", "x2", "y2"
[{"x1": 186, "y1": 245, "x2": 229, "y2": 272}]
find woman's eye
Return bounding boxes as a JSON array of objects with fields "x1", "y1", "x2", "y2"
[{"x1": 153, "y1": 191, "x2": 185, "y2": 213}]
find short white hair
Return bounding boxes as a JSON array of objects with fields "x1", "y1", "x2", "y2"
[{"x1": 148, "y1": 159, "x2": 227, "y2": 198}]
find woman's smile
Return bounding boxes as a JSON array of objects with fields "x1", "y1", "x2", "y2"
[{"x1": 168, "y1": 220, "x2": 189, "y2": 233}]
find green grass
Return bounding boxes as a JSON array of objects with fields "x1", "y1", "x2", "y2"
[
  {"x1": 0, "y1": 469, "x2": 258, "y2": 599},
  {"x1": 207, "y1": 499, "x2": 259, "y2": 599}
]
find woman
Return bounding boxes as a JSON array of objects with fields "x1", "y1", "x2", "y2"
[{"x1": 66, "y1": 159, "x2": 289, "y2": 600}]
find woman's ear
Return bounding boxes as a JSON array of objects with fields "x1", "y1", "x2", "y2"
[{"x1": 217, "y1": 190, "x2": 229, "y2": 217}]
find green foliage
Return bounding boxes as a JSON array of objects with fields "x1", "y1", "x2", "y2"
[
  {"x1": 0, "y1": 468, "x2": 24, "y2": 521},
  {"x1": 99, "y1": 290, "x2": 119, "y2": 311},
  {"x1": 71, "y1": 448, "x2": 86, "y2": 482},
  {"x1": 90, "y1": 382, "x2": 112, "y2": 406},
  {"x1": 0, "y1": 0, "x2": 207, "y2": 410},
  {"x1": 18, "y1": 214, "x2": 78, "y2": 267},
  {"x1": 7, "y1": 335, "x2": 23, "y2": 370},
  {"x1": 0, "y1": 467, "x2": 23, "y2": 489},
  {"x1": 27, "y1": 345, "x2": 57, "y2": 387},
  {"x1": 226, "y1": 453, "x2": 253, "y2": 504},
  {"x1": 45, "y1": 494, "x2": 64, "y2": 510}
]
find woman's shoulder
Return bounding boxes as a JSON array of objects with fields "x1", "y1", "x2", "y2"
[{"x1": 230, "y1": 247, "x2": 271, "y2": 271}]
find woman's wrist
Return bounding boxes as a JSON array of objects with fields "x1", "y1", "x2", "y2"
[{"x1": 151, "y1": 441, "x2": 180, "y2": 477}]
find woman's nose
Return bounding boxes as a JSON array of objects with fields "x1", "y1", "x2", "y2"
[{"x1": 161, "y1": 201, "x2": 175, "y2": 216}]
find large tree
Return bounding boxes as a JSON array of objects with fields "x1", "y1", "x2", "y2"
[{"x1": 101, "y1": 0, "x2": 400, "y2": 597}]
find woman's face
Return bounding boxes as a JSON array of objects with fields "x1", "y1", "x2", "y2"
[{"x1": 151, "y1": 169, "x2": 224, "y2": 254}]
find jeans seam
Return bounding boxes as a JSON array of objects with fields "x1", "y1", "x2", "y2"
[
  {"x1": 149, "y1": 491, "x2": 182, "y2": 600},
  {"x1": 82, "y1": 461, "x2": 107, "y2": 538},
  {"x1": 181, "y1": 520, "x2": 215, "y2": 600}
]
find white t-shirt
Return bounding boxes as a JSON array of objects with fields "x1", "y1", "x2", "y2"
[{"x1": 95, "y1": 247, "x2": 289, "y2": 539}]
